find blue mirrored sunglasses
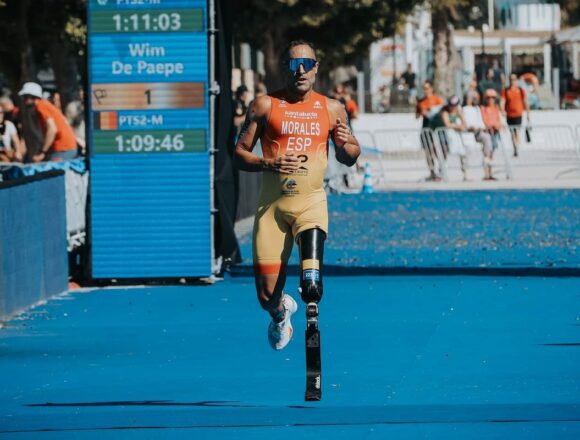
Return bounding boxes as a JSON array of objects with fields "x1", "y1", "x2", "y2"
[{"x1": 287, "y1": 58, "x2": 317, "y2": 73}]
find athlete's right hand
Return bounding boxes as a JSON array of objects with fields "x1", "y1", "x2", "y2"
[{"x1": 269, "y1": 152, "x2": 299, "y2": 174}]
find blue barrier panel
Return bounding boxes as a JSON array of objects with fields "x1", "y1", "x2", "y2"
[{"x1": 0, "y1": 171, "x2": 68, "y2": 321}]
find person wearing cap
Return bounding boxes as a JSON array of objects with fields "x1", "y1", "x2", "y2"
[
  {"x1": 18, "y1": 82, "x2": 78, "y2": 162},
  {"x1": 430, "y1": 95, "x2": 468, "y2": 180},
  {"x1": 480, "y1": 88, "x2": 506, "y2": 178}
]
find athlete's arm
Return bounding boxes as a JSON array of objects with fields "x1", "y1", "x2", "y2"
[
  {"x1": 327, "y1": 99, "x2": 360, "y2": 167},
  {"x1": 234, "y1": 96, "x2": 299, "y2": 174}
]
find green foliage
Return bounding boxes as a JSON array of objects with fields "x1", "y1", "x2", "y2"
[
  {"x1": 557, "y1": 0, "x2": 580, "y2": 27},
  {"x1": 0, "y1": 0, "x2": 86, "y2": 91},
  {"x1": 233, "y1": 0, "x2": 421, "y2": 70}
]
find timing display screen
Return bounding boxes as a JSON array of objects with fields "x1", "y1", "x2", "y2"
[
  {"x1": 88, "y1": 0, "x2": 207, "y2": 155},
  {"x1": 87, "y1": 0, "x2": 211, "y2": 279}
]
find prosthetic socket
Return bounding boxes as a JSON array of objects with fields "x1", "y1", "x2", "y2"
[{"x1": 297, "y1": 228, "x2": 326, "y2": 304}]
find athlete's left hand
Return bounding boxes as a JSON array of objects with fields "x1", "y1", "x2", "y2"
[{"x1": 334, "y1": 118, "x2": 350, "y2": 147}]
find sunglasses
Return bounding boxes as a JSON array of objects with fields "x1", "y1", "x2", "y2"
[{"x1": 286, "y1": 58, "x2": 317, "y2": 73}]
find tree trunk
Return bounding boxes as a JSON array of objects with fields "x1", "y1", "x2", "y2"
[
  {"x1": 48, "y1": 38, "x2": 79, "y2": 110},
  {"x1": 17, "y1": 0, "x2": 35, "y2": 84},
  {"x1": 262, "y1": 30, "x2": 283, "y2": 92},
  {"x1": 432, "y1": 6, "x2": 460, "y2": 98}
]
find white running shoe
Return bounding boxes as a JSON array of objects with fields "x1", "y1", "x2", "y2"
[{"x1": 268, "y1": 294, "x2": 298, "y2": 350}]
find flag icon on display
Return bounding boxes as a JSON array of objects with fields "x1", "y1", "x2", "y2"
[{"x1": 94, "y1": 111, "x2": 118, "y2": 130}]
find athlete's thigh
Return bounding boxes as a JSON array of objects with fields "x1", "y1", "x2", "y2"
[
  {"x1": 292, "y1": 198, "x2": 328, "y2": 238},
  {"x1": 252, "y1": 203, "x2": 294, "y2": 276}
]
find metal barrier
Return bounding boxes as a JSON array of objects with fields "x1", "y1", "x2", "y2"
[
  {"x1": 356, "y1": 128, "x2": 448, "y2": 183},
  {"x1": 356, "y1": 127, "x2": 515, "y2": 183},
  {"x1": 434, "y1": 127, "x2": 514, "y2": 181},
  {"x1": 506, "y1": 124, "x2": 580, "y2": 179}
]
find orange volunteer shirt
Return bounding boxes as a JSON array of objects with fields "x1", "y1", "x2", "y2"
[
  {"x1": 35, "y1": 99, "x2": 77, "y2": 152},
  {"x1": 501, "y1": 87, "x2": 526, "y2": 118},
  {"x1": 480, "y1": 104, "x2": 502, "y2": 131}
]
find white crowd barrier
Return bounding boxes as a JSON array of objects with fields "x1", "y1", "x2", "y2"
[
  {"x1": 355, "y1": 124, "x2": 580, "y2": 184},
  {"x1": 505, "y1": 124, "x2": 580, "y2": 179},
  {"x1": 434, "y1": 127, "x2": 513, "y2": 181}
]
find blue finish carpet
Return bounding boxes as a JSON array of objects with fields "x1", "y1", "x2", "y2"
[{"x1": 1, "y1": 190, "x2": 579, "y2": 438}]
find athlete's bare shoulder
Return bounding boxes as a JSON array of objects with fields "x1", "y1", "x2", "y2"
[
  {"x1": 250, "y1": 94, "x2": 272, "y2": 119},
  {"x1": 325, "y1": 96, "x2": 347, "y2": 129}
]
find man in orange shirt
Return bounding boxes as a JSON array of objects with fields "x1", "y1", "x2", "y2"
[
  {"x1": 416, "y1": 80, "x2": 444, "y2": 180},
  {"x1": 501, "y1": 74, "x2": 529, "y2": 157},
  {"x1": 18, "y1": 82, "x2": 78, "y2": 162}
]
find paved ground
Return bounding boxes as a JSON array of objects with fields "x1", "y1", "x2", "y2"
[{"x1": 1, "y1": 191, "x2": 579, "y2": 438}]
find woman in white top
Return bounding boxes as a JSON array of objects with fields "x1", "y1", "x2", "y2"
[
  {"x1": 462, "y1": 92, "x2": 495, "y2": 180},
  {"x1": 0, "y1": 107, "x2": 22, "y2": 162}
]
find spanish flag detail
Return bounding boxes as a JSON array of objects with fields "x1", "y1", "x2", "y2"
[{"x1": 94, "y1": 111, "x2": 118, "y2": 130}]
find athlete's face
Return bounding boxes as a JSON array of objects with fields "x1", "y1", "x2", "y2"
[{"x1": 283, "y1": 45, "x2": 318, "y2": 94}]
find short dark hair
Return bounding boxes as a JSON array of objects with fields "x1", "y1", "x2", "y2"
[
  {"x1": 423, "y1": 80, "x2": 432, "y2": 87},
  {"x1": 280, "y1": 40, "x2": 316, "y2": 62}
]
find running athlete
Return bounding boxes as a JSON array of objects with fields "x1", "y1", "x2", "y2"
[{"x1": 234, "y1": 41, "x2": 360, "y2": 350}]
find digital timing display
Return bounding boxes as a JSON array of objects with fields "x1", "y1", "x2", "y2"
[{"x1": 88, "y1": 0, "x2": 208, "y2": 155}]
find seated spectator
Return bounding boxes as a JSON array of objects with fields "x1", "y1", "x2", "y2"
[
  {"x1": 18, "y1": 82, "x2": 78, "y2": 162},
  {"x1": 463, "y1": 93, "x2": 495, "y2": 180},
  {"x1": 0, "y1": 106, "x2": 23, "y2": 162}
]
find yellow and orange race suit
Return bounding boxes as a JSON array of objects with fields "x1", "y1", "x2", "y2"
[{"x1": 253, "y1": 91, "x2": 331, "y2": 275}]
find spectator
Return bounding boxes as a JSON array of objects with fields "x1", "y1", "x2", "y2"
[
  {"x1": 478, "y1": 68, "x2": 501, "y2": 100},
  {"x1": 18, "y1": 82, "x2": 78, "y2": 162},
  {"x1": 466, "y1": 80, "x2": 480, "y2": 106},
  {"x1": 0, "y1": 89, "x2": 22, "y2": 135},
  {"x1": 491, "y1": 59, "x2": 505, "y2": 90},
  {"x1": 65, "y1": 87, "x2": 86, "y2": 155},
  {"x1": 480, "y1": 88, "x2": 505, "y2": 169},
  {"x1": 50, "y1": 91, "x2": 63, "y2": 111},
  {"x1": 331, "y1": 83, "x2": 359, "y2": 188},
  {"x1": 233, "y1": 84, "x2": 249, "y2": 133},
  {"x1": 0, "y1": 106, "x2": 23, "y2": 162},
  {"x1": 332, "y1": 83, "x2": 358, "y2": 128},
  {"x1": 416, "y1": 80, "x2": 444, "y2": 181},
  {"x1": 430, "y1": 95, "x2": 468, "y2": 180},
  {"x1": 501, "y1": 73, "x2": 529, "y2": 157},
  {"x1": 377, "y1": 84, "x2": 390, "y2": 113},
  {"x1": 401, "y1": 63, "x2": 417, "y2": 104},
  {"x1": 463, "y1": 93, "x2": 495, "y2": 180},
  {"x1": 342, "y1": 86, "x2": 359, "y2": 129}
]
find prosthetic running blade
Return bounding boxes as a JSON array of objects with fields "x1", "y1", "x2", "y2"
[{"x1": 305, "y1": 302, "x2": 321, "y2": 401}]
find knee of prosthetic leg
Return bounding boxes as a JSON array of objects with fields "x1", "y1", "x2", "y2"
[{"x1": 300, "y1": 278, "x2": 323, "y2": 304}]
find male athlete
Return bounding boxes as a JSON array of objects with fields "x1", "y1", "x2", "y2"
[{"x1": 234, "y1": 41, "x2": 360, "y2": 350}]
